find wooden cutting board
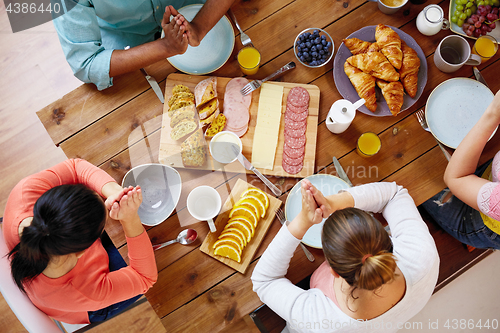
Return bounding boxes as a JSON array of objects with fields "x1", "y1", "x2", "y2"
[
  {"x1": 159, "y1": 73, "x2": 319, "y2": 178},
  {"x1": 199, "y1": 178, "x2": 282, "y2": 274}
]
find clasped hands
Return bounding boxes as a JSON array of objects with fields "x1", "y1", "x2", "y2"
[
  {"x1": 105, "y1": 186, "x2": 142, "y2": 224},
  {"x1": 160, "y1": 5, "x2": 202, "y2": 56}
]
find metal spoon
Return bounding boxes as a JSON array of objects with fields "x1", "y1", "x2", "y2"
[{"x1": 152, "y1": 229, "x2": 198, "y2": 251}]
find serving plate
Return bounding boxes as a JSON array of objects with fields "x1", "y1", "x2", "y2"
[
  {"x1": 426, "y1": 78, "x2": 496, "y2": 149},
  {"x1": 199, "y1": 179, "x2": 282, "y2": 274},
  {"x1": 166, "y1": 4, "x2": 234, "y2": 75},
  {"x1": 449, "y1": 0, "x2": 500, "y2": 40},
  {"x1": 333, "y1": 25, "x2": 428, "y2": 117},
  {"x1": 284, "y1": 174, "x2": 350, "y2": 249}
]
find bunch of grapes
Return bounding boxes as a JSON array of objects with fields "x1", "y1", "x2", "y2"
[
  {"x1": 462, "y1": 5, "x2": 499, "y2": 37},
  {"x1": 451, "y1": 0, "x2": 499, "y2": 27}
]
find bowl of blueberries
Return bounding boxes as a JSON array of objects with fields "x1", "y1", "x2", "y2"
[{"x1": 294, "y1": 28, "x2": 334, "y2": 68}]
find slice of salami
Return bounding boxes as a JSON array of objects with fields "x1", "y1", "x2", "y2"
[
  {"x1": 284, "y1": 143, "x2": 305, "y2": 159},
  {"x1": 285, "y1": 109, "x2": 308, "y2": 122},
  {"x1": 284, "y1": 125, "x2": 307, "y2": 138},
  {"x1": 282, "y1": 160, "x2": 304, "y2": 175},
  {"x1": 285, "y1": 117, "x2": 307, "y2": 130},
  {"x1": 287, "y1": 87, "x2": 310, "y2": 107},
  {"x1": 282, "y1": 150, "x2": 304, "y2": 166},
  {"x1": 286, "y1": 102, "x2": 308, "y2": 114},
  {"x1": 284, "y1": 135, "x2": 306, "y2": 149}
]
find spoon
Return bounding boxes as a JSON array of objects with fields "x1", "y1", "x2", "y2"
[{"x1": 152, "y1": 229, "x2": 198, "y2": 251}]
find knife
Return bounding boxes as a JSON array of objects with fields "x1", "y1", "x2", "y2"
[
  {"x1": 140, "y1": 68, "x2": 165, "y2": 103},
  {"x1": 332, "y1": 157, "x2": 353, "y2": 187},
  {"x1": 231, "y1": 146, "x2": 282, "y2": 197},
  {"x1": 473, "y1": 67, "x2": 490, "y2": 89}
]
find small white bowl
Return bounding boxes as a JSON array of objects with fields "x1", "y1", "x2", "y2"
[
  {"x1": 122, "y1": 163, "x2": 182, "y2": 226},
  {"x1": 294, "y1": 28, "x2": 334, "y2": 68},
  {"x1": 209, "y1": 131, "x2": 242, "y2": 164}
]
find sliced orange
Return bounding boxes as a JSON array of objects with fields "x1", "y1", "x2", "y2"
[
  {"x1": 241, "y1": 188, "x2": 269, "y2": 209},
  {"x1": 224, "y1": 220, "x2": 252, "y2": 242},
  {"x1": 237, "y1": 196, "x2": 266, "y2": 218},
  {"x1": 229, "y1": 205, "x2": 259, "y2": 227},
  {"x1": 214, "y1": 244, "x2": 241, "y2": 262},
  {"x1": 220, "y1": 228, "x2": 247, "y2": 247},
  {"x1": 213, "y1": 237, "x2": 242, "y2": 254},
  {"x1": 227, "y1": 216, "x2": 255, "y2": 237}
]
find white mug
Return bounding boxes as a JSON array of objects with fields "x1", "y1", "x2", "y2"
[
  {"x1": 434, "y1": 35, "x2": 482, "y2": 73},
  {"x1": 416, "y1": 5, "x2": 450, "y2": 36},
  {"x1": 187, "y1": 186, "x2": 221, "y2": 233},
  {"x1": 368, "y1": 0, "x2": 408, "y2": 14},
  {"x1": 326, "y1": 98, "x2": 364, "y2": 134}
]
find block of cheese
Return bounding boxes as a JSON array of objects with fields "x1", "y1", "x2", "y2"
[{"x1": 251, "y1": 83, "x2": 284, "y2": 170}]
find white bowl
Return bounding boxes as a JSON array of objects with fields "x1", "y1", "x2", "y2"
[
  {"x1": 209, "y1": 131, "x2": 242, "y2": 164},
  {"x1": 294, "y1": 28, "x2": 334, "y2": 68},
  {"x1": 122, "y1": 164, "x2": 182, "y2": 226}
]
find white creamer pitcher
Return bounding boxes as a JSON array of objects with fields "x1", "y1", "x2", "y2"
[{"x1": 326, "y1": 98, "x2": 365, "y2": 134}]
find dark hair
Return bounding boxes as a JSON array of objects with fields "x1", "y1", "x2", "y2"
[
  {"x1": 8, "y1": 184, "x2": 106, "y2": 292},
  {"x1": 321, "y1": 208, "x2": 396, "y2": 303}
]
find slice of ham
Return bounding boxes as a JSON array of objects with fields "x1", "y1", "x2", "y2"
[
  {"x1": 222, "y1": 77, "x2": 252, "y2": 138},
  {"x1": 223, "y1": 77, "x2": 252, "y2": 108}
]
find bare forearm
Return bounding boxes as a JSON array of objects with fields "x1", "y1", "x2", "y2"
[
  {"x1": 122, "y1": 215, "x2": 145, "y2": 238},
  {"x1": 109, "y1": 40, "x2": 173, "y2": 77},
  {"x1": 191, "y1": 0, "x2": 236, "y2": 39}
]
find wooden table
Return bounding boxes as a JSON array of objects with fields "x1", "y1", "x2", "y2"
[{"x1": 36, "y1": 0, "x2": 500, "y2": 331}]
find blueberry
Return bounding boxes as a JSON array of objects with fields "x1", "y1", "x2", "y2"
[
  {"x1": 319, "y1": 49, "x2": 325, "y2": 55},
  {"x1": 321, "y1": 35, "x2": 326, "y2": 40},
  {"x1": 297, "y1": 46, "x2": 301, "y2": 52},
  {"x1": 305, "y1": 41, "x2": 311, "y2": 48},
  {"x1": 311, "y1": 61, "x2": 318, "y2": 66},
  {"x1": 297, "y1": 52, "x2": 302, "y2": 57},
  {"x1": 312, "y1": 52, "x2": 318, "y2": 58},
  {"x1": 322, "y1": 40, "x2": 327, "y2": 46},
  {"x1": 300, "y1": 56, "x2": 305, "y2": 62},
  {"x1": 300, "y1": 42, "x2": 305, "y2": 48},
  {"x1": 303, "y1": 52, "x2": 309, "y2": 58},
  {"x1": 326, "y1": 41, "x2": 332, "y2": 48},
  {"x1": 315, "y1": 37, "x2": 321, "y2": 44},
  {"x1": 305, "y1": 32, "x2": 311, "y2": 38},
  {"x1": 311, "y1": 46, "x2": 317, "y2": 52},
  {"x1": 313, "y1": 29, "x2": 319, "y2": 35},
  {"x1": 316, "y1": 44, "x2": 323, "y2": 51}
]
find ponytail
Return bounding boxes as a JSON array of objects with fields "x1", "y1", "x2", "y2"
[
  {"x1": 8, "y1": 184, "x2": 106, "y2": 293},
  {"x1": 321, "y1": 208, "x2": 396, "y2": 303}
]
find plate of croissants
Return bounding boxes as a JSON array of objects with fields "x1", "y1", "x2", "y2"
[{"x1": 333, "y1": 24, "x2": 427, "y2": 117}]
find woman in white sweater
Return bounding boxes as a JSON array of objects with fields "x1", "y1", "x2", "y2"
[{"x1": 252, "y1": 180, "x2": 439, "y2": 333}]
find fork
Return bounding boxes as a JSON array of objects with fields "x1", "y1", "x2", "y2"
[
  {"x1": 415, "y1": 109, "x2": 452, "y2": 161},
  {"x1": 276, "y1": 207, "x2": 315, "y2": 262},
  {"x1": 228, "y1": 10, "x2": 252, "y2": 47},
  {"x1": 240, "y1": 61, "x2": 296, "y2": 96}
]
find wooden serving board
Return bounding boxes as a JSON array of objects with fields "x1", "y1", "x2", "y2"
[
  {"x1": 199, "y1": 179, "x2": 282, "y2": 274},
  {"x1": 159, "y1": 73, "x2": 319, "y2": 178}
]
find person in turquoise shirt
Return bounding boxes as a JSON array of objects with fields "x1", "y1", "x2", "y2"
[{"x1": 53, "y1": 0, "x2": 235, "y2": 90}]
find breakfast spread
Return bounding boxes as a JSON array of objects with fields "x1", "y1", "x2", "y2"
[
  {"x1": 342, "y1": 24, "x2": 421, "y2": 115},
  {"x1": 213, "y1": 187, "x2": 269, "y2": 263}
]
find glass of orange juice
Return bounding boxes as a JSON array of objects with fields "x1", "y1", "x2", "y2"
[
  {"x1": 237, "y1": 46, "x2": 261, "y2": 75},
  {"x1": 357, "y1": 132, "x2": 381, "y2": 157},
  {"x1": 472, "y1": 35, "x2": 498, "y2": 63}
]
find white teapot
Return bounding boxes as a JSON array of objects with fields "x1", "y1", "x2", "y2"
[{"x1": 325, "y1": 98, "x2": 365, "y2": 134}]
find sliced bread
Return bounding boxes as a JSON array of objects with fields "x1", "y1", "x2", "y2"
[
  {"x1": 198, "y1": 98, "x2": 218, "y2": 120},
  {"x1": 170, "y1": 119, "x2": 197, "y2": 141},
  {"x1": 170, "y1": 104, "x2": 196, "y2": 128},
  {"x1": 181, "y1": 129, "x2": 207, "y2": 167}
]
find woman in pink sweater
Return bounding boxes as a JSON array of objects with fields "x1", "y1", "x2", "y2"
[
  {"x1": 3, "y1": 159, "x2": 157, "y2": 324},
  {"x1": 422, "y1": 90, "x2": 500, "y2": 249}
]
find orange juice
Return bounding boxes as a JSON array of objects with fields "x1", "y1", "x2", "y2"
[
  {"x1": 472, "y1": 36, "x2": 498, "y2": 63},
  {"x1": 237, "y1": 47, "x2": 261, "y2": 75},
  {"x1": 357, "y1": 132, "x2": 381, "y2": 157}
]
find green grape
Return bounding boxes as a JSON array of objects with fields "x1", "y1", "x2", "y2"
[
  {"x1": 454, "y1": 10, "x2": 461, "y2": 17},
  {"x1": 478, "y1": 1, "x2": 485, "y2": 5},
  {"x1": 460, "y1": 0, "x2": 467, "y2": 4},
  {"x1": 456, "y1": 4, "x2": 464, "y2": 10},
  {"x1": 459, "y1": 12, "x2": 467, "y2": 19},
  {"x1": 471, "y1": 6, "x2": 476, "y2": 13},
  {"x1": 457, "y1": 18, "x2": 465, "y2": 27},
  {"x1": 466, "y1": 1, "x2": 473, "y2": 7},
  {"x1": 466, "y1": 8, "x2": 472, "y2": 16},
  {"x1": 451, "y1": 15, "x2": 458, "y2": 23}
]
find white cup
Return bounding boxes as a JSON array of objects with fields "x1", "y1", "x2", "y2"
[
  {"x1": 416, "y1": 5, "x2": 450, "y2": 36},
  {"x1": 326, "y1": 98, "x2": 364, "y2": 134},
  {"x1": 187, "y1": 186, "x2": 221, "y2": 233},
  {"x1": 368, "y1": 0, "x2": 408, "y2": 14},
  {"x1": 434, "y1": 35, "x2": 482, "y2": 73}
]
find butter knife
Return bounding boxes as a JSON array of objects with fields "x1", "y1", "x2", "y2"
[
  {"x1": 473, "y1": 67, "x2": 490, "y2": 89},
  {"x1": 140, "y1": 68, "x2": 165, "y2": 103},
  {"x1": 231, "y1": 146, "x2": 282, "y2": 197},
  {"x1": 332, "y1": 157, "x2": 353, "y2": 187}
]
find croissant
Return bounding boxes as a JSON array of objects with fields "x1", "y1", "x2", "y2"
[
  {"x1": 376, "y1": 80, "x2": 404, "y2": 116},
  {"x1": 375, "y1": 24, "x2": 402, "y2": 70},
  {"x1": 343, "y1": 38, "x2": 380, "y2": 55},
  {"x1": 344, "y1": 62, "x2": 377, "y2": 112},
  {"x1": 347, "y1": 52, "x2": 399, "y2": 82},
  {"x1": 399, "y1": 41, "x2": 420, "y2": 98}
]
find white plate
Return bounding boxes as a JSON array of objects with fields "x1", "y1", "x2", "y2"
[
  {"x1": 284, "y1": 174, "x2": 351, "y2": 248},
  {"x1": 122, "y1": 163, "x2": 182, "y2": 226},
  {"x1": 426, "y1": 78, "x2": 495, "y2": 149},
  {"x1": 333, "y1": 25, "x2": 428, "y2": 117},
  {"x1": 166, "y1": 4, "x2": 234, "y2": 75}
]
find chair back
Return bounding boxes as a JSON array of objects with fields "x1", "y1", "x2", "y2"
[{"x1": 0, "y1": 227, "x2": 64, "y2": 333}]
